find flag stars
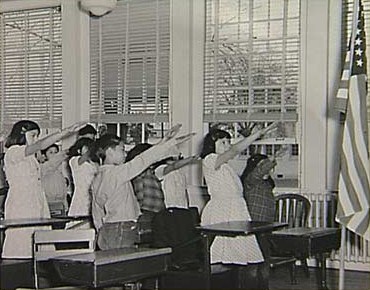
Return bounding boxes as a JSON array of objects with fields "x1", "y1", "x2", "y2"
[
  {"x1": 356, "y1": 59, "x2": 363, "y2": 67},
  {"x1": 356, "y1": 48, "x2": 363, "y2": 56},
  {"x1": 355, "y1": 37, "x2": 363, "y2": 46}
]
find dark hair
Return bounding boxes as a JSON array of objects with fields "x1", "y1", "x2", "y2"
[
  {"x1": 241, "y1": 154, "x2": 269, "y2": 182},
  {"x1": 5, "y1": 120, "x2": 40, "y2": 148},
  {"x1": 41, "y1": 143, "x2": 59, "y2": 156},
  {"x1": 68, "y1": 137, "x2": 95, "y2": 157},
  {"x1": 78, "y1": 124, "x2": 97, "y2": 137},
  {"x1": 125, "y1": 143, "x2": 152, "y2": 162},
  {"x1": 93, "y1": 134, "x2": 122, "y2": 163},
  {"x1": 200, "y1": 129, "x2": 231, "y2": 159}
]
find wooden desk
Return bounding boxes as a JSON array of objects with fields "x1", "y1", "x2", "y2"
[
  {"x1": 198, "y1": 220, "x2": 287, "y2": 290},
  {"x1": 52, "y1": 247, "x2": 172, "y2": 288},
  {"x1": 271, "y1": 227, "x2": 340, "y2": 290},
  {"x1": 0, "y1": 216, "x2": 90, "y2": 230},
  {"x1": 0, "y1": 216, "x2": 90, "y2": 289},
  {"x1": 0, "y1": 216, "x2": 90, "y2": 255}
]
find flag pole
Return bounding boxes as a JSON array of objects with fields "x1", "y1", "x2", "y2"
[
  {"x1": 338, "y1": 225, "x2": 346, "y2": 290},
  {"x1": 338, "y1": 1, "x2": 359, "y2": 289}
]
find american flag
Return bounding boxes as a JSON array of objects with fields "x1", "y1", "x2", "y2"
[{"x1": 336, "y1": 0, "x2": 370, "y2": 241}]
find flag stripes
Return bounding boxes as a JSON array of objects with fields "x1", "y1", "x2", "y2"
[{"x1": 336, "y1": 0, "x2": 370, "y2": 241}]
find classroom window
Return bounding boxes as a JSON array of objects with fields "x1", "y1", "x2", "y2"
[
  {"x1": 0, "y1": 7, "x2": 62, "y2": 134},
  {"x1": 89, "y1": 0, "x2": 170, "y2": 142},
  {"x1": 204, "y1": 0, "x2": 300, "y2": 188}
]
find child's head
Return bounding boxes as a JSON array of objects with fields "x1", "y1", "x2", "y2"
[
  {"x1": 125, "y1": 143, "x2": 152, "y2": 162},
  {"x1": 200, "y1": 129, "x2": 231, "y2": 158},
  {"x1": 126, "y1": 143, "x2": 170, "y2": 169},
  {"x1": 41, "y1": 144, "x2": 60, "y2": 160},
  {"x1": 93, "y1": 134, "x2": 125, "y2": 165},
  {"x1": 242, "y1": 153, "x2": 277, "y2": 181},
  {"x1": 78, "y1": 124, "x2": 97, "y2": 140},
  {"x1": 69, "y1": 137, "x2": 95, "y2": 157},
  {"x1": 5, "y1": 120, "x2": 40, "y2": 148}
]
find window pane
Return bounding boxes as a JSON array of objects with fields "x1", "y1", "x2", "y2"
[
  {"x1": 0, "y1": 7, "x2": 62, "y2": 133},
  {"x1": 204, "y1": 0, "x2": 300, "y2": 122},
  {"x1": 89, "y1": 0, "x2": 170, "y2": 124},
  {"x1": 204, "y1": 0, "x2": 300, "y2": 189}
]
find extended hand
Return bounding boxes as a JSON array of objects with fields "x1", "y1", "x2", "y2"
[
  {"x1": 160, "y1": 124, "x2": 182, "y2": 144},
  {"x1": 65, "y1": 121, "x2": 88, "y2": 134},
  {"x1": 261, "y1": 121, "x2": 279, "y2": 137},
  {"x1": 174, "y1": 132, "x2": 196, "y2": 146}
]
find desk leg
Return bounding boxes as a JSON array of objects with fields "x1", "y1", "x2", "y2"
[
  {"x1": 202, "y1": 233, "x2": 211, "y2": 290},
  {"x1": 317, "y1": 254, "x2": 329, "y2": 290}
]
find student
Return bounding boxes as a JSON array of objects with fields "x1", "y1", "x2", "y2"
[
  {"x1": 241, "y1": 153, "x2": 277, "y2": 222},
  {"x1": 91, "y1": 124, "x2": 194, "y2": 250},
  {"x1": 0, "y1": 153, "x2": 8, "y2": 217},
  {"x1": 40, "y1": 143, "x2": 69, "y2": 215},
  {"x1": 78, "y1": 124, "x2": 97, "y2": 140},
  {"x1": 240, "y1": 153, "x2": 277, "y2": 290},
  {"x1": 199, "y1": 122, "x2": 277, "y2": 289},
  {"x1": 66, "y1": 137, "x2": 99, "y2": 229},
  {"x1": 2, "y1": 120, "x2": 86, "y2": 258},
  {"x1": 155, "y1": 154, "x2": 200, "y2": 209},
  {"x1": 125, "y1": 143, "x2": 166, "y2": 230}
]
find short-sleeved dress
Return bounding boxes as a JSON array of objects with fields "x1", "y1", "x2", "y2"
[
  {"x1": 2, "y1": 145, "x2": 51, "y2": 258},
  {"x1": 201, "y1": 153, "x2": 264, "y2": 265}
]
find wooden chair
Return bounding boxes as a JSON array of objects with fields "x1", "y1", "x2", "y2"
[
  {"x1": 270, "y1": 193, "x2": 311, "y2": 284},
  {"x1": 32, "y1": 229, "x2": 96, "y2": 289}
]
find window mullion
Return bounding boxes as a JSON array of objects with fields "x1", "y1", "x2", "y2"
[
  {"x1": 49, "y1": 8, "x2": 54, "y2": 125},
  {"x1": 247, "y1": 0, "x2": 253, "y2": 114},
  {"x1": 155, "y1": 0, "x2": 160, "y2": 120},
  {"x1": 98, "y1": 17, "x2": 103, "y2": 123},
  {"x1": 212, "y1": 0, "x2": 220, "y2": 122},
  {"x1": 123, "y1": 3, "x2": 129, "y2": 116},
  {"x1": 25, "y1": 12, "x2": 29, "y2": 118},
  {"x1": 281, "y1": 0, "x2": 288, "y2": 119}
]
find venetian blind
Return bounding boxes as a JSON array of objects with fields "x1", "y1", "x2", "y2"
[
  {"x1": 0, "y1": 6, "x2": 62, "y2": 133},
  {"x1": 204, "y1": 0, "x2": 300, "y2": 122},
  {"x1": 89, "y1": 0, "x2": 170, "y2": 124}
]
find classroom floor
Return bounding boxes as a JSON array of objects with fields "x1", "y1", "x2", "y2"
[{"x1": 269, "y1": 266, "x2": 370, "y2": 290}]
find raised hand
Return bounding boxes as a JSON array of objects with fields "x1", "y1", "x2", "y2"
[
  {"x1": 175, "y1": 132, "x2": 196, "y2": 143},
  {"x1": 260, "y1": 121, "x2": 279, "y2": 137},
  {"x1": 64, "y1": 121, "x2": 88, "y2": 134},
  {"x1": 157, "y1": 124, "x2": 182, "y2": 145}
]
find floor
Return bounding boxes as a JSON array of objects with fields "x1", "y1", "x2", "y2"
[{"x1": 270, "y1": 266, "x2": 370, "y2": 290}]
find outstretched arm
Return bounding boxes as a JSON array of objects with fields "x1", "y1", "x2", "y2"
[
  {"x1": 214, "y1": 122, "x2": 278, "y2": 170},
  {"x1": 162, "y1": 155, "x2": 200, "y2": 176},
  {"x1": 25, "y1": 121, "x2": 87, "y2": 156}
]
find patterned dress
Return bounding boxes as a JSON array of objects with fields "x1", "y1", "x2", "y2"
[
  {"x1": 2, "y1": 145, "x2": 51, "y2": 258},
  {"x1": 201, "y1": 153, "x2": 264, "y2": 265}
]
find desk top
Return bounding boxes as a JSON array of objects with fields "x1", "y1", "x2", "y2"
[
  {"x1": 198, "y1": 220, "x2": 287, "y2": 236},
  {"x1": 272, "y1": 227, "x2": 340, "y2": 237},
  {"x1": 52, "y1": 247, "x2": 172, "y2": 265},
  {"x1": 0, "y1": 216, "x2": 90, "y2": 230}
]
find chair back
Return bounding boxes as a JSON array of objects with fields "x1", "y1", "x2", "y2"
[
  {"x1": 274, "y1": 193, "x2": 311, "y2": 228},
  {"x1": 33, "y1": 229, "x2": 96, "y2": 288}
]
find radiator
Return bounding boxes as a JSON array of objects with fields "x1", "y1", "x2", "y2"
[{"x1": 300, "y1": 192, "x2": 370, "y2": 271}]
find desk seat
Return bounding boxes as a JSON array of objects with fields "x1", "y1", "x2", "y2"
[
  {"x1": 271, "y1": 227, "x2": 340, "y2": 257},
  {"x1": 52, "y1": 247, "x2": 172, "y2": 288}
]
